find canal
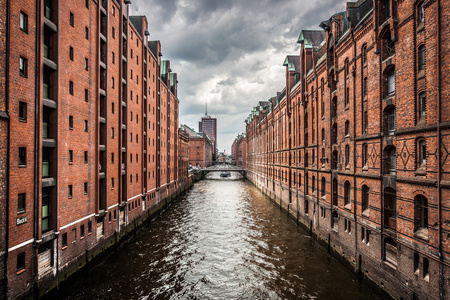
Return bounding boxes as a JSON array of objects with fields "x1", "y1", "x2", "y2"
[{"x1": 61, "y1": 172, "x2": 386, "y2": 299}]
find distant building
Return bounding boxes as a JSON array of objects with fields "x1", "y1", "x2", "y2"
[
  {"x1": 199, "y1": 109, "x2": 217, "y2": 156},
  {"x1": 182, "y1": 124, "x2": 214, "y2": 168},
  {"x1": 231, "y1": 133, "x2": 246, "y2": 168}
]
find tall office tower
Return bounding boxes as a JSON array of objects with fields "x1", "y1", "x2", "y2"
[{"x1": 199, "y1": 105, "x2": 217, "y2": 157}]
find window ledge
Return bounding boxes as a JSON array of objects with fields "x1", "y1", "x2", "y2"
[
  {"x1": 414, "y1": 228, "x2": 429, "y2": 242},
  {"x1": 344, "y1": 203, "x2": 351, "y2": 210},
  {"x1": 16, "y1": 269, "x2": 25, "y2": 275},
  {"x1": 415, "y1": 167, "x2": 427, "y2": 176},
  {"x1": 19, "y1": 165, "x2": 27, "y2": 168},
  {"x1": 362, "y1": 210, "x2": 370, "y2": 218},
  {"x1": 416, "y1": 22, "x2": 425, "y2": 33},
  {"x1": 383, "y1": 260, "x2": 397, "y2": 270},
  {"x1": 62, "y1": 246, "x2": 68, "y2": 250},
  {"x1": 417, "y1": 70, "x2": 426, "y2": 80}
]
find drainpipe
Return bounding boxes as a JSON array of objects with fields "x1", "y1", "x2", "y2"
[
  {"x1": 32, "y1": 0, "x2": 41, "y2": 296},
  {"x1": 4, "y1": 0, "x2": 11, "y2": 298},
  {"x1": 436, "y1": 0, "x2": 444, "y2": 298},
  {"x1": 351, "y1": 28, "x2": 358, "y2": 272}
]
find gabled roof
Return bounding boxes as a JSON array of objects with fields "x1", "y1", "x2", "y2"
[
  {"x1": 283, "y1": 55, "x2": 300, "y2": 72},
  {"x1": 297, "y1": 30, "x2": 326, "y2": 49}
]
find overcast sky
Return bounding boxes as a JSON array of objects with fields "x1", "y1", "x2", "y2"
[{"x1": 131, "y1": 0, "x2": 344, "y2": 154}]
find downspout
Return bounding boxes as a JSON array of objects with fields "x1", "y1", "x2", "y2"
[
  {"x1": 436, "y1": 0, "x2": 444, "y2": 298},
  {"x1": 4, "y1": 0, "x2": 11, "y2": 298},
  {"x1": 32, "y1": 0, "x2": 42, "y2": 296}
]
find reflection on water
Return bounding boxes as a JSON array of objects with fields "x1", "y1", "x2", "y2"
[{"x1": 62, "y1": 172, "x2": 385, "y2": 300}]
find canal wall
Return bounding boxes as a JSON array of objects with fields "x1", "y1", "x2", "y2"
[
  {"x1": 34, "y1": 176, "x2": 194, "y2": 300},
  {"x1": 246, "y1": 173, "x2": 418, "y2": 300}
]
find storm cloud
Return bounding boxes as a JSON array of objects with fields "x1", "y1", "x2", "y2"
[{"x1": 131, "y1": 0, "x2": 344, "y2": 153}]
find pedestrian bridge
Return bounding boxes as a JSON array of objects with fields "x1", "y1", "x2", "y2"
[{"x1": 201, "y1": 165, "x2": 246, "y2": 176}]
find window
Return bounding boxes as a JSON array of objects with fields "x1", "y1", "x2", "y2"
[
  {"x1": 345, "y1": 145, "x2": 350, "y2": 166},
  {"x1": 418, "y1": 2, "x2": 425, "y2": 25},
  {"x1": 70, "y1": 12, "x2": 74, "y2": 26},
  {"x1": 84, "y1": 182, "x2": 87, "y2": 194},
  {"x1": 321, "y1": 177, "x2": 326, "y2": 197},
  {"x1": 70, "y1": 47, "x2": 74, "y2": 61},
  {"x1": 419, "y1": 92, "x2": 426, "y2": 119},
  {"x1": 130, "y1": 174, "x2": 132, "y2": 184},
  {"x1": 112, "y1": 27, "x2": 115, "y2": 39},
  {"x1": 19, "y1": 57, "x2": 27, "y2": 77},
  {"x1": 18, "y1": 193, "x2": 26, "y2": 213},
  {"x1": 418, "y1": 139, "x2": 427, "y2": 168},
  {"x1": 85, "y1": 27, "x2": 89, "y2": 39},
  {"x1": 112, "y1": 6, "x2": 115, "y2": 16},
  {"x1": 111, "y1": 127, "x2": 114, "y2": 138},
  {"x1": 111, "y1": 152, "x2": 114, "y2": 163},
  {"x1": 111, "y1": 177, "x2": 115, "y2": 188},
  {"x1": 386, "y1": 147, "x2": 396, "y2": 175},
  {"x1": 19, "y1": 147, "x2": 26, "y2": 166},
  {"x1": 69, "y1": 150, "x2": 73, "y2": 163},
  {"x1": 84, "y1": 151, "x2": 88, "y2": 163},
  {"x1": 85, "y1": 0, "x2": 89, "y2": 8},
  {"x1": 69, "y1": 81, "x2": 74, "y2": 95},
  {"x1": 363, "y1": 111, "x2": 368, "y2": 133},
  {"x1": 112, "y1": 77, "x2": 115, "y2": 88},
  {"x1": 84, "y1": 120, "x2": 88, "y2": 132},
  {"x1": 69, "y1": 116, "x2": 73, "y2": 129},
  {"x1": 386, "y1": 107, "x2": 396, "y2": 134},
  {"x1": 345, "y1": 87, "x2": 349, "y2": 107},
  {"x1": 88, "y1": 220, "x2": 92, "y2": 233},
  {"x1": 415, "y1": 195, "x2": 428, "y2": 232},
  {"x1": 387, "y1": 69, "x2": 395, "y2": 96},
  {"x1": 423, "y1": 258, "x2": 429, "y2": 280},
  {"x1": 418, "y1": 45, "x2": 426, "y2": 72},
  {"x1": 345, "y1": 120, "x2": 349, "y2": 136},
  {"x1": 344, "y1": 181, "x2": 351, "y2": 207},
  {"x1": 42, "y1": 188, "x2": 50, "y2": 231},
  {"x1": 62, "y1": 233, "x2": 68, "y2": 248},
  {"x1": 19, "y1": 102, "x2": 27, "y2": 122},
  {"x1": 414, "y1": 253, "x2": 420, "y2": 274},
  {"x1": 68, "y1": 185, "x2": 73, "y2": 198},
  {"x1": 17, "y1": 253, "x2": 25, "y2": 273},
  {"x1": 80, "y1": 224, "x2": 85, "y2": 238},
  {"x1": 112, "y1": 102, "x2": 115, "y2": 114},
  {"x1": 112, "y1": 52, "x2": 115, "y2": 64},
  {"x1": 85, "y1": 58, "x2": 88, "y2": 70},
  {"x1": 85, "y1": 89, "x2": 88, "y2": 102},
  {"x1": 20, "y1": 12, "x2": 28, "y2": 32},
  {"x1": 362, "y1": 185, "x2": 369, "y2": 213},
  {"x1": 384, "y1": 188, "x2": 397, "y2": 229},
  {"x1": 363, "y1": 77, "x2": 368, "y2": 97},
  {"x1": 362, "y1": 46, "x2": 367, "y2": 65},
  {"x1": 131, "y1": 49, "x2": 133, "y2": 58}
]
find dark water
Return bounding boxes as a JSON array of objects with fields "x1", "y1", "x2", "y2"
[{"x1": 62, "y1": 172, "x2": 385, "y2": 300}]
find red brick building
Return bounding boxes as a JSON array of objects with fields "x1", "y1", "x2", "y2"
[
  {"x1": 0, "y1": 1, "x2": 191, "y2": 299},
  {"x1": 182, "y1": 124, "x2": 214, "y2": 168},
  {"x1": 245, "y1": 0, "x2": 449, "y2": 299},
  {"x1": 231, "y1": 133, "x2": 247, "y2": 168}
]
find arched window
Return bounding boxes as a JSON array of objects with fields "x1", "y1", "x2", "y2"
[
  {"x1": 312, "y1": 176, "x2": 316, "y2": 193},
  {"x1": 414, "y1": 195, "x2": 428, "y2": 232},
  {"x1": 418, "y1": 139, "x2": 427, "y2": 168},
  {"x1": 345, "y1": 120, "x2": 349, "y2": 136},
  {"x1": 345, "y1": 145, "x2": 350, "y2": 166},
  {"x1": 418, "y1": 45, "x2": 426, "y2": 72},
  {"x1": 362, "y1": 143, "x2": 368, "y2": 167},
  {"x1": 418, "y1": 2, "x2": 425, "y2": 24},
  {"x1": 344, "y1": 181, "x2": 351, "y2": 207},
  {"x1": 322, "y1": 128, "x2": 325, "y2": 142},
  {"x1": 362, "y1": 185, "x2": 369, "y2": 213},
  {"x1": 332, "y1": 178, "x2": 338, "y2": 206},
  {"x1": 363, "y1": 77, "x2": 368, "y2": 97},
  {"x1": 321, "y1": 177, "x2": 326, "y2": 197},
  {"x1": 419, "y1": 92, "x2": 426, "y2": 119}
]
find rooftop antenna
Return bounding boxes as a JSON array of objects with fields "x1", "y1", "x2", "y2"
[{"x1": 205, "y1": 103, "x2": 208, "y2": 116}]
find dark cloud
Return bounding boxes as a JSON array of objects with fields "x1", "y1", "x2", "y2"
[{"x1": 131, "y1": 0, "x2": 346, "y2": 152}]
